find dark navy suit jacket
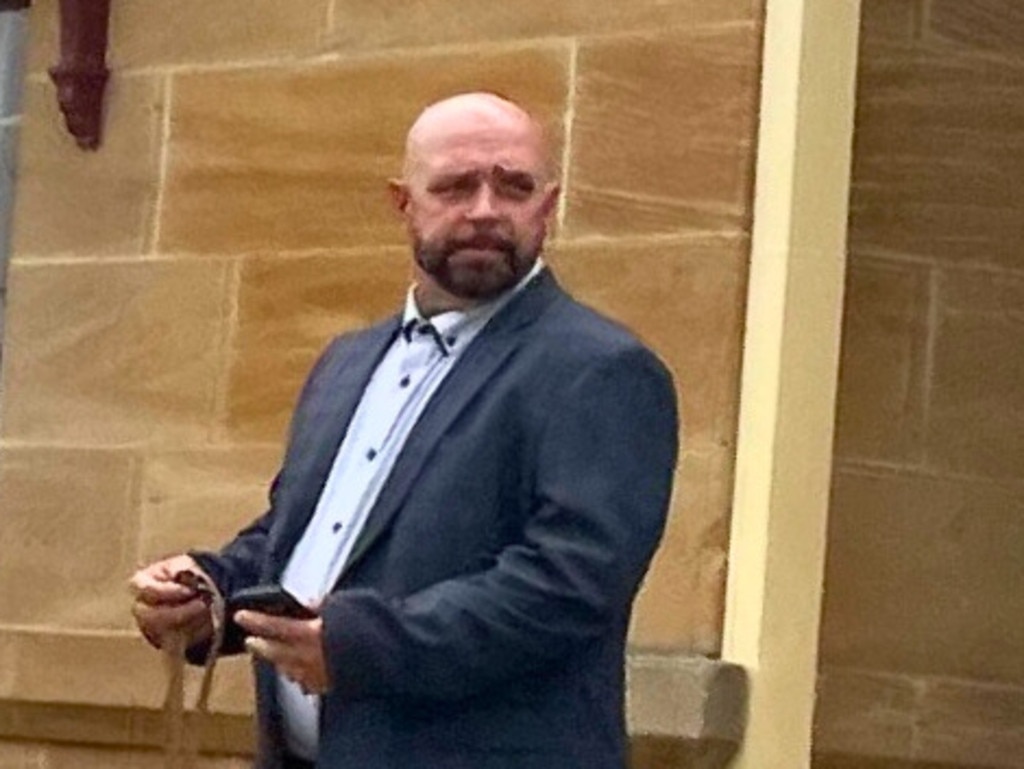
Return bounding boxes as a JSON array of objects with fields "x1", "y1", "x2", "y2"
[{"x1": 192, "y1": 270, "x2": 679, "y2": 769}]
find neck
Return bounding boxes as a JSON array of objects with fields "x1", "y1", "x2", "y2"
[{"x1": 412, "y1": 283, "x2": 480, "y2": 318}]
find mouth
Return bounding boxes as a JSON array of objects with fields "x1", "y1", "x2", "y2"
[{"x1": 454, "y1": 237, "x2": 512, "y2": 253}]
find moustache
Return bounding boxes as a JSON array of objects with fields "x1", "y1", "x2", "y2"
[{"x1": 444, "y1": 234, "x2": 516, "y2": 256}]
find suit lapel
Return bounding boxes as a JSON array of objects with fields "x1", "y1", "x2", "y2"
[
  {"x1": 271, "y1": 317, "x2": 400, "y2": 569},
  {"x1": 337, "y1": 271, "x2": 564, "y2": 581}
]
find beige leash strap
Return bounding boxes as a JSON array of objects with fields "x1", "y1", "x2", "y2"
[{"x1": 163, "y1": 571, "x2": 227, "y2": 769}]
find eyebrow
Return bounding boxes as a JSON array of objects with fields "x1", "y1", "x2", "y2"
[{"x1": 428, "y1": 165, "x2": 539, "y2": 186}]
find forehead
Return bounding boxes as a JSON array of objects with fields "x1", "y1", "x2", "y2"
[{"x1": 411, "y1": 121, "x2": 546, "y2": 178}]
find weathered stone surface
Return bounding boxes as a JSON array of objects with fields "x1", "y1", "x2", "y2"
[
  {"x1": 566, "y1": 28, "x2": 761, "y2": 239},
  {"x1": 849, "y1": 42, "x2": 1024, "y2": 271},
  {"x1": 139, "y1": 447, "x2": 282, "y2": 561},
  {"x1": 226, "y1": 248, "x2": 411, "y2": 442},
  {"x1": 859, "y1": 0, "x2": 922, "y2": 44},
  {"x1": 628, "y1": 654, "x2": 745, "y2": 768},
  {"x1": 814, "y1": 667, "x2": 918, "y2": 760},
  {"x1": 927, "y1": 269, "x2": 1024, "y2": 479},
  {"x1": 0, "y1": 628, "x2": 252, "y2": 716},
  {"x1": 0, "y1": 448, "x2": 137, "y2": 630},
  {"x1": 628, "y1": 654, "x2": 746, "y2": 742},
  {"x1": 929, "y1": 0, "x2": 1024, "y2": 57},
  {"x1": 815, "y1": 666, "x2": 1024, "y2": 769},
  {"x1": 1, "y1": 259, "x2": 229, "y2": 444},
  {"x1": 0, "y1": 740, "x2": 45, "y2": 769},
  {"x1": 44, "y1": 744, "x2": 252, "y2": 769},
  {"x1": 832, "y1": 258, "x2": 929, "y2": 464},
  {"x1": 11, "y1": 77, "x2": 163, "y2": 258},
  {"x1": 821, "y1": 469, "x2": 1024, "y2": 684},
  {"x1": 329, "y1": 0, "x2": 760, "y2": 50},
  {"x1": 26, "y1": 0, "x2": 328, "y2": 73},
  {"x1": 0, "y1": 632, "x2": 153, "y2": 706},
  {"x1": 0, "y1": 704, "x2": 252, "y2": 762},
  {"x1": 917, "y1": 677, "x2": 1024, "y2": 768},
  {"x1": 159, "y1": 47, "x2": 568, "y2": 255}
]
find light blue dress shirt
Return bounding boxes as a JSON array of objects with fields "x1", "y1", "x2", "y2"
[{"x1": 277, "y1": 260, "x2": 544, "y2": 760}]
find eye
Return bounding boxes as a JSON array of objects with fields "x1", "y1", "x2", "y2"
[
  {"x1": 493, "y1": 169, "x2": 537, "y2": 201},
  {"x1": 428, "y1": 174, "x2": 479, "y2": 200}
]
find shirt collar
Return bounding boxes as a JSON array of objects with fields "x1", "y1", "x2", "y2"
[{"x1": 401, "y1": 258, "x2": 545, "y2": 354}]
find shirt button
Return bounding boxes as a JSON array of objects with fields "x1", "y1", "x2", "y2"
[
  {"x1": 366, "y1": 448, "x2": 377, "y2": 461},
  {"x1": 446, "y1": 336, "x2": 457, "y2": 347},
  {"x1": 332, "y1": 522, "x2": 343, "y2": 534},
  {"x1": 400, "y1": 375, "x2": 411, "y2": 388}
]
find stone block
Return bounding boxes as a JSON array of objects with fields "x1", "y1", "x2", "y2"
[
  {"x1": 926, "y1": 269, "x2": 1024, "y2": 479},
  {"x1": 0, "y1": 628, "x2": 253, "y2": 716},
  {"x1": 26, "y1": 0, "x2": 328, "y2": 73},
  {"x1": 159, "y1": 47, "x2": 568, "y2": 255},
  {"x1": 226, "y1": 248, "x2": 411, "y2": 442},
  {"x1": 43, "y1": 745, "x2": 251, "y2": 769},
  {"x1": 859, "y1": 0, "x2": 922, "y2": 44},
  {"x1": 814, "y1": 667, "x2": 1024, "y2": 769},
  {"x1": 0, "y1": 718, "x2": 252, "y2": 765},
  {"x1": 549, "y1": 235, "x2": 747, "y2": 450},
  {"x1": 0, "y1": 742, "x2": 45, "y2": 769},
  {"x1": 0, "y1": 448, "x2": 137, "y2": 629},
  {"x1": 849, "y1": 42, "x2": 1024, "y2": 270},
  {"x1": 1, "y1": 259, "x2": 229, "y2": 445},
  {"x1": 627, "y1": 654, "x2": 746, "y2": 767},
  {"x1": 565, "y1": 28, "x2": 761, "y2": 239},
  {"x1": 328, "y1": 0, "x2": 760, "y2": 51},
  {"x1": 814, "y1": 667, "x2": 918, "y2": 759},
  {"x1": 630, "y1": 449, "x2": 732, "y2": 652},
  {"x1": 139, "y1": 447, "x2": 283, "y2": 561},
  {"x1": 820, "y1": 469, "x2": 1024, "y2": 683},
  {"x1": 11, "y1": 76, "x2": 163, "y2": 258},
  {"x1": 832, "y1": 258, "x2": 929, "y2": 464},
  {"x1": 929, "y1": 0, "x2": 1024, "y2": 58}
]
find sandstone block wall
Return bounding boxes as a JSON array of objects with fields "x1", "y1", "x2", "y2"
[
  {"x1": 0, "y1": 0, "x2": 764, "y2": 762},
  {"x1": 816, "y1": 1, "x2": 1024, "y2": 766}
]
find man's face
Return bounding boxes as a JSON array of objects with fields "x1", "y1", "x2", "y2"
[{"x1": 392, "y1": 120, "x2": 559, "y2": 305}]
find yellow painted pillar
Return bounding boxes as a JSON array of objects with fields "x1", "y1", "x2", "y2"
[{"x1": 722, "y1": 0, "x2": 861, "y2": 767}]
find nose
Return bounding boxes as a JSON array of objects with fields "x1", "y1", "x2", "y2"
[{"x1": 466, "y1": 183, "x2": 499, "y2": 221}]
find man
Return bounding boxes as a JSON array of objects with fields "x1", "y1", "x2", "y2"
[{"x1": 130, "y1": 92, "x2": 679, "y2": 769}]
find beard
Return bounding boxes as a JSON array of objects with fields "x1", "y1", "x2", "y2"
[{"x1": 413, "y1": 229, "x2": 541, "y2": 302}]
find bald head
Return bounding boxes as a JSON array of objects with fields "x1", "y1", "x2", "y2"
[{"x1": 401, "y1": 92, "x2": 553, "y2": 183}]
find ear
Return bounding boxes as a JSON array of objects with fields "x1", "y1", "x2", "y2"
[{"x1": 388, "y1": 179, "x2": 411, "y2": 216}]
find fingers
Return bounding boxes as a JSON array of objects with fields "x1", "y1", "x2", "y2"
[
  {"x1": 239, "y1": 614, "x2": 329, "y2": 695},
  {"x1": 132, "y1": 596, "x2": 211, "y2": 650},
  {"x1": 245, "y1": 637, "x2": 324, "y2": 694},
  {"x1": 234, "y1": 610, "x2": 304, "y2": 641},
  {"x1": 128, "y1": 554, "x2": 205, "y2": 605}
]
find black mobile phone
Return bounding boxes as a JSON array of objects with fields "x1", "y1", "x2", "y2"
[{"x1": 227, "y1": 585, "x2": 317, "y2": 620}]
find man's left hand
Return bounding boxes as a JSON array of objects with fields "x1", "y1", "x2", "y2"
[{"x1": 236, "y1": 610, "x2": 330, "y2": 695}]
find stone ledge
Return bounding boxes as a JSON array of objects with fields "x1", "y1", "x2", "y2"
[
  {"x1": 0, "y1": 700, "x2": 253, "y2": 756},
  {"x1": 627, "y1": 654, "x2": 747, "y2": 768},
  {"x1": 0, "y1": 654, "x2": 748, "y2": 766},
  {"x1": 815, "y1": 666, "x2": 1024, "y2": 769}
]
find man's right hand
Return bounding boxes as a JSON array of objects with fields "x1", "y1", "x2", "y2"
[{"x1": 129, "y1": 554, "x2": 214, "y2": 650}]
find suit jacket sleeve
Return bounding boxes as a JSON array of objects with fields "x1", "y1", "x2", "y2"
[
  {"x1": 320, "y1": 345, "x2": 679, "y2": 702},
  {"x1": 185, "y1": 336, "x2": 350, "y2": 660}
]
